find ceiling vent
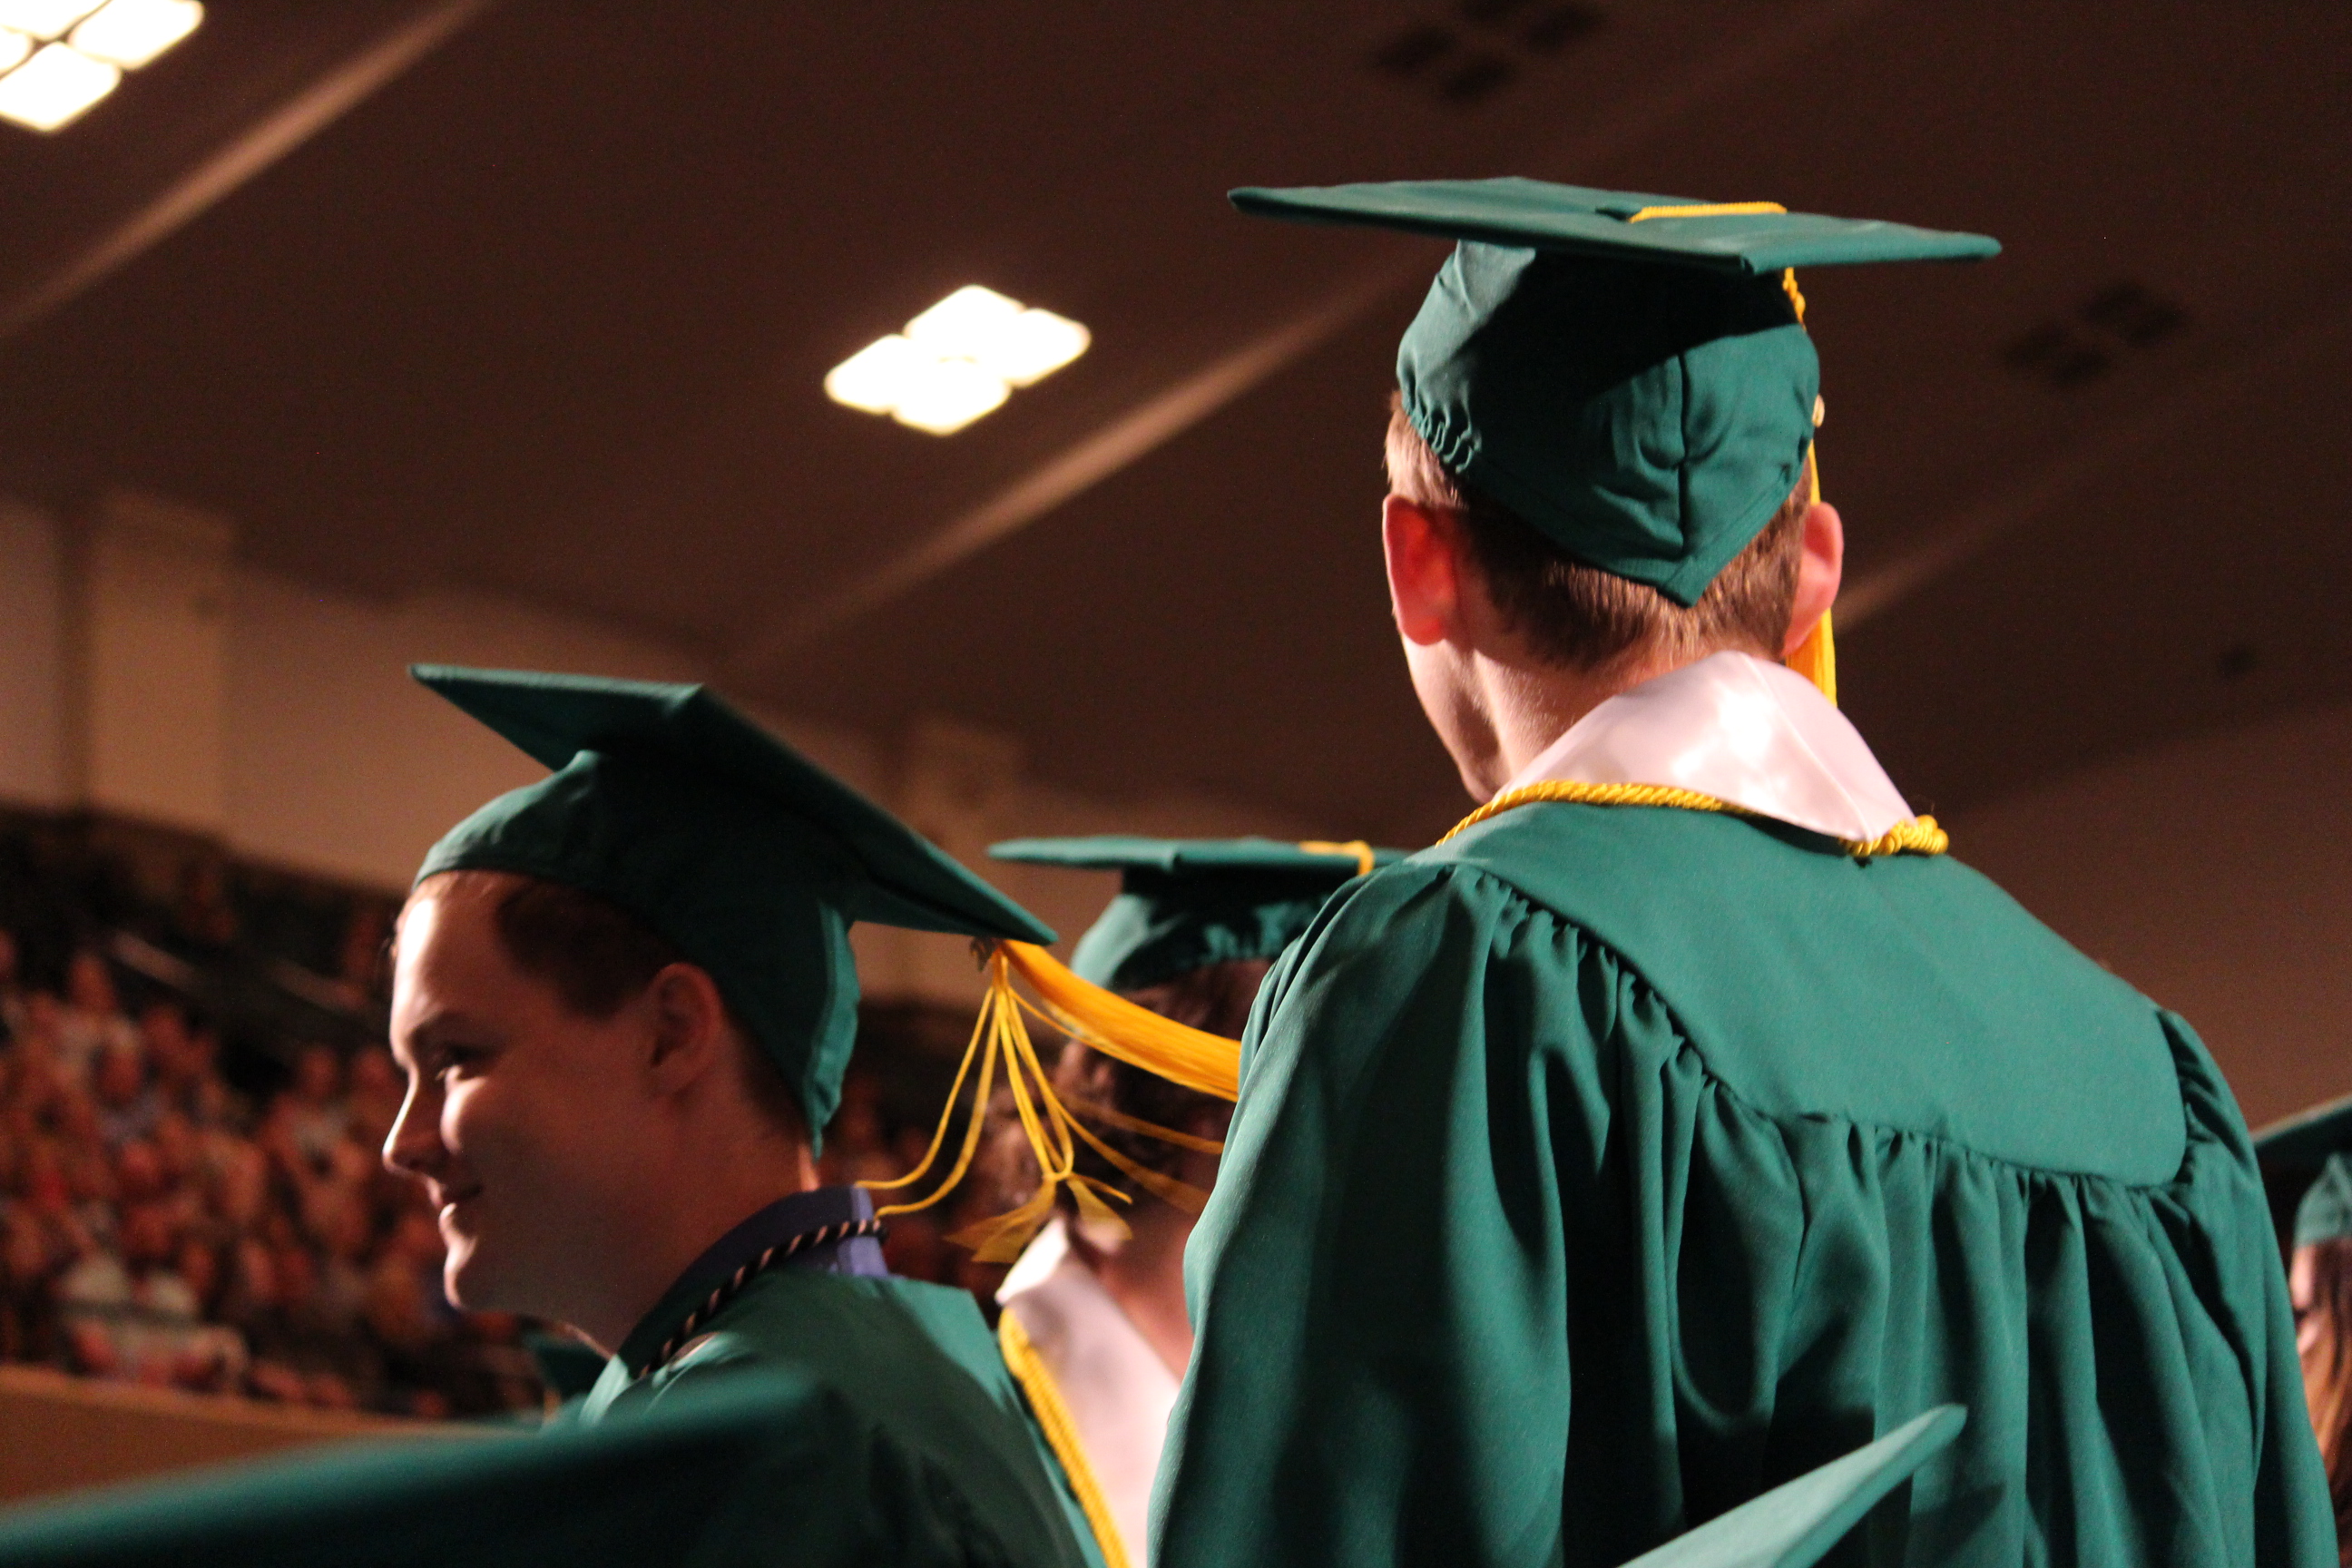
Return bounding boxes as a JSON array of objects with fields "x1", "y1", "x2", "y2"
[
  {"x1": 2002, "y1": 279, "x2": 2187, "y2": 392},
  {"x1": 1369, "y1": 0, "x2": 1605, "y2": 109}
]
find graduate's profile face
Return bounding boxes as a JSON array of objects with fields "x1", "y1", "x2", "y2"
[{"x1": 385, "y1": 877, "x2": 662, "y2": 1329}]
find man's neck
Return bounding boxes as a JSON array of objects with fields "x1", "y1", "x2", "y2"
[
  {"x1": 569, "y1": 1135, "x2": 818, "y2": 1354},
  {"x1": 1466, "y1": 642, "x2": 1693, "y2": 799}
]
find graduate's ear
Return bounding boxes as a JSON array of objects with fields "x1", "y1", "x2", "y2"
[
  {"x1": 1384, "y1": 494, "x2": 1469, "y2": 647},
  {"x1": 1780, "y1": 499, "x2": 1844, "y2": 659},
  {"x1": 642, "y1": 961, "x2": 732, "y2": 1096}
]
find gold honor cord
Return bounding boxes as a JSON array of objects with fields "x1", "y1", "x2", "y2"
[
  {"x1": 1440, "y1": 779, "x2": 1948, "y2": 859},
  {"x1": 998, "y1": 1310, "x2": 1135, "y2": 1568},
  {"x1": 1622, "y1": 199, "x2": 1838, "y2": 706},
  {"x1": 858, "y1": 943, "x2": 1240, "y2": 1260}
]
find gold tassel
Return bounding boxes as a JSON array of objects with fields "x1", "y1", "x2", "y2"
[
  {"x1": 858, "y1": 942, "x2": 1243, "y2": 1259},
  {"x1": 1001, "y1": 940, "x2": 1240, "y2": 1102},
  {"x1": 1779, "y1": 266, "x2": 1838, "y2": 706}
]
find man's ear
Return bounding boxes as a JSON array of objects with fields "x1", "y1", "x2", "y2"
[
  {"x1": 1781, "y1": 499, "x2": 1845, "y2": 658},
  {"x1": 1384, "y1": 494, "x2": 1467, "y2": 648},
  {"x1": 642, "y1": 962, "x2": 731, "y2": 1096}
]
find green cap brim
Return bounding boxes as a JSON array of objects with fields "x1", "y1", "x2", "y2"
[
  {"x1": 1230, "y1": 178, "x2": 2000, "y2": 273},
  {"x1": 1619, "y1": 1406, "x2": 1967, "y2": 1568},
  {"x1": 416, "y1": 666, "x2": 1051, "y2": 945},
  {"x1": 2253, "y1": 1093, "x2": 2352, "y2": 1169},
  {"x1": 991, "y1": 835, "x2": 1404, "y2": 992}
]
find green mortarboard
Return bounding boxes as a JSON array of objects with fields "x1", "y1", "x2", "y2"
[
  {"x1": 2253, "y1": 1091, "x2": 2352, "y2": 1170},
  {"x1": 987, "y1": 836, "x2": 1403, "y2": 993},
  {"x1": 1619, "y1": 1405, "x2": 1965, "y2": 1568},
  {"x1": 2298, "y1": 1156, "x2": 2352, "y2": 1249},
  {"x1": 1230, "y1": 178, "x2": 1999, "y2": 605},
  {"x1": 413, "y1": 667, "x2": 1054, "y2": 1142}
]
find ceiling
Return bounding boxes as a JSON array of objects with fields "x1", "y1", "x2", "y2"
[{"x1": 0, "y1": 0, "x2": 2345, "y2": 845}]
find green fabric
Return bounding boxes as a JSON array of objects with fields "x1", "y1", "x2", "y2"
[
  {"x1": 1227, "y1": 181, "x2": 2002, "y2": 276},
  {"x1": 1623, "y1": 1406, "x2": 1964, "y2": 1568},
  {"x1": 577, "y1": 1269, "x2": 1102, "y2": 1568},
  {"x1": 412, "y1": 667, "x2": 1054, "y2": 1141},
  {"x1": 1229, "y1": 179, "x2": 1998, "y2": 605},
  {"x1": 0, "y1": 1368, "x2": 1050, "y2": 1566},
  {"x1": 2296, "y1": 1153, "x2": 2352, "y2": 1248},
  {"x1": 989, "y1": 837, "x2": 1404, "y2": 991},
  {"x1": 1153, "y1": 803, "x2": 2331, "y2": 1567}
]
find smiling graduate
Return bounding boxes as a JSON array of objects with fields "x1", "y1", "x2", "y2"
[{"x1": 381, "y1": 666, "x2": 1104, "y2": 1565}]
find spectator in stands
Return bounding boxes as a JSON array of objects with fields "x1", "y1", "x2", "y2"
[
  {"x1": 0, "y1": 927, "x2": 26, "y2": 1043},
  {"x1": 342, "y1": 1047, "x2": 402, "y2": 1154},
  {"x1": 91, "y1": 1044, "x2": 161, "y2": 1151},
  {"x1": 142, "y1": 1000, "x2": 241, "y2": 1132},
  {"x1": 268, "y1": 1043, "x2": 348, "y2": 1171},
  {"x1": 56, "y1": 949, "x2": 137, "y2": 1086}
]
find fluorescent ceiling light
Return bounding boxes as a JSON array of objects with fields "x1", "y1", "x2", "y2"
[
  {"x1": 0, "y1": 0, "x2": 98, "y2": 41},
  {"x1": 825, "y1": 285, "x2": 1088, "y2": 435},
  {"x1": 906, "y1": 285, "x2": 1024, "y2": 358},
  {"x1": 69, "y1": 0, "x2": 201, "y2": 68},
  {"x1": 0, "y1": 30, "x2": 31, "y2": 73},
  {"x1": 889, "y1": 357, "x2": 1010, "y2": 436},
  {"x1": 822, "y1": 334, "x2": 930, "y2": 415},
  {"x1": 0, "y1": 41, "x2": 118, "y2": 130},
  {"x1": 978, "y1": 308, "x2": 1090, "y2": 387}
]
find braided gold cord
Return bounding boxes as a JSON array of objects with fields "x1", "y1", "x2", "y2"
[
  {"x1": 1440, "y1": 779, "x2": 1947, "y2": 860},
  {"x1": 999, "y1": 1310, "x2": 1134, "y2": 1568}
]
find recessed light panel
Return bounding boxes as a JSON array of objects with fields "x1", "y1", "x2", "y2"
[
  {"x1": 825, "y1": 286, "x2": 1090, "y2": 436},
  {"x1": 0, "y1": 0, "x2": 198, "y2": 132},
  {"x1": 70, "y1": 0, "x2": 202, "y2": 68},
  {"x1": 0, "y1": 0, "x2": 100, "y2": 41},
  {"x1": 0, "y1": 41, "x2": 118, "y2": 130}
]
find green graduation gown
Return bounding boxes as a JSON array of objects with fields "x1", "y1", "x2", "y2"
[
  {"x1": 1152, "y1": 802, "x2": 2333, "y2": 1567},
  {"x1": 575, "y1": 1263, "x2": 1103, "y2": 1568},
  {"x1": 0, "y1": 1232, "x2": 1102, "y2": 1568}
]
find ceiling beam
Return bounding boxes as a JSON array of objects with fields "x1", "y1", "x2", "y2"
[
  {"x1": 0, "y1": 0, "x2": 498, "y2": 345},
  {"x1": 727, "y1": 0, "x2": 1892, "y2": 679}
]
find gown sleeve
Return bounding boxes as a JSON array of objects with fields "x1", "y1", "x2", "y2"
[{"x1": 1152, "y1": 861, "x2": 1668, "y2": 1568}]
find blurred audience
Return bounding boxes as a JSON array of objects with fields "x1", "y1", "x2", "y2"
[
  {"x1": 0, "y1": 926, "x2": 538, "y2": 1416},
  {"x1": 0, "y1": 821, "x2": 1014, "y2": 1422}
]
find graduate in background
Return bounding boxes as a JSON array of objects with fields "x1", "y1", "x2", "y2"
[
  {"x1": 1151, "y1": 180, "x2": 2332, "y2": 1568},
  {"x1": 2255, "y1": 1098, "x2": 2352, "y2": 1561},
  {"x1": 982, "y1": 837, "x2": 1400, "y2": 1567}
]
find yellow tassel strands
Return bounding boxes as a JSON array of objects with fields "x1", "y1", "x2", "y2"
[{"x1": 857, "y1": 942, "x2": 1240, "y2": 1262}]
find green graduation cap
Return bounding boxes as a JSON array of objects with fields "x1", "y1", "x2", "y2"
[
  {"x1": 413, "y1": 667, "x2": 1054, "y2": 1142},
  {"x1": 1230, "y1": 178, "x2": 1999, "y2": 605},
  {"x1": 988, "y1": 836, "x2": 1403, "y2": 993},
  {"x1": 1618, "y1": 1405, "x2": 1966, "y2": 1568},
  {"x1": 2297, "y1": 1157, "x2": 2352, "y2": 1249},
  {"x1": 2252, "y1": 1094, "x2": 2352, "y2": 1246},
  {"x1": 2253, "y1": 1091, "x2": 2352, "y2": 1170}
]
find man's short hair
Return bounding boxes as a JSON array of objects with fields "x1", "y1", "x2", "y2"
[
  {"x1": 415, "y1": 871, "x2": 805, "y2": 1140},
  {"x1": 1384, "y1": 393, "x2": 1811, "y2": 672}
]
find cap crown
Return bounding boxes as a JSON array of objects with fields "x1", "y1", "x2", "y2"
[
  {"x1": 416, "y1": 667, "x2": 1052, "y2": 1140},
  {"x1": 1231, "y1": 178, "x2": 1997, "y2": 604},
  {"x1": 989, "y1": 836, "x2": 1401, "y2": 993}
]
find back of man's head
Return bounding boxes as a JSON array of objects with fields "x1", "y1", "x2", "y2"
[{"x1": 1384, "y1": 392, "x2": 1808, "y2": 673}]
